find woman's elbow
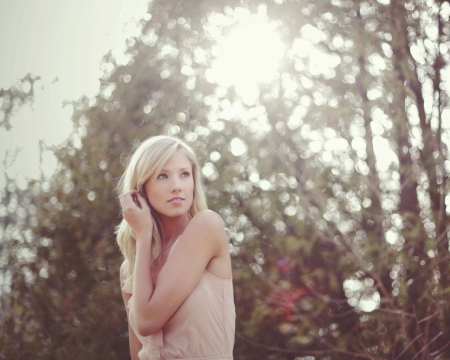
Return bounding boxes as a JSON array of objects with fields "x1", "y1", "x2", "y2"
[{"x1": 136, "y1": 319, "x2": 162, "y2": 337}]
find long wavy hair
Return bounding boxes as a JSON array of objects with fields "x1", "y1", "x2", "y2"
[{"x1": 116, "y1": 135, "x2": 208, "y2": 286}]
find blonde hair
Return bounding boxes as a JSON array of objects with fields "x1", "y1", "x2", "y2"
[{"x1": 116, "y1": 135, "x2": 207, "y2": 286}]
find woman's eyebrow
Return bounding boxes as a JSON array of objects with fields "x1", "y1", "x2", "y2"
[{"x1": 160, "y1": 167, "x2": 191, "y2": 172}]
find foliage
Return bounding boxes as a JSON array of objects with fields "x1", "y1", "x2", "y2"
[
  {"x1": 0, "y1": 73, "x2": 40, "y2": 130},
  {"x1": 1, "y1": 0, "x2": 450, "y2": 359}
]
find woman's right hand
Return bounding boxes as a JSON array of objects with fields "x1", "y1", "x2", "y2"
[{"x1": 119, "y1": 190, "x2": 154, "y2": 241}]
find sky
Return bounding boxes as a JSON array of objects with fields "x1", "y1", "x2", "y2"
[
  {"x1": 2, "y1": 0, "x2": 445, "y2": 192},
  {"x1": 0, "y1": 1, "x2": 289, "y2": 189},
  {"x1": 0, "y1": 0, "x2": 149, "y2": 187}
]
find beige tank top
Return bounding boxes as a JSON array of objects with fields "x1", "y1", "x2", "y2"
[{"x1": 121, "y1": 237, "x2": 235, "y2": 360}]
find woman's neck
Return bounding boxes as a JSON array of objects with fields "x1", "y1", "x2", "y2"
[{"x1": 158, "y1": 213, "x2": 190, "y2": 244}]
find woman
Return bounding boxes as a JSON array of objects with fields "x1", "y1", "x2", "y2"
[{"x1": 116, "y1": 135, "x2": 235, "y2": 360}]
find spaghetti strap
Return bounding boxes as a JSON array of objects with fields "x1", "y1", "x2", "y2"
[{"x1": 167, "y1": 236, "x2": 181, "y2": 258}]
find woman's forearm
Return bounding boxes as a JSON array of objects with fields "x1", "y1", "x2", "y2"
[{"x1": 133, "y1": 236, "x2": 156, "y2": 334}]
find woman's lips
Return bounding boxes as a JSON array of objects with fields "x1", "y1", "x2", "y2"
[{"x1": 168, "y1": 197, "x2": 184, "y2": 204}]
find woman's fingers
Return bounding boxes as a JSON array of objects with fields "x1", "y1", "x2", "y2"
[
  {"x1": 120, "y1": 193, "x2": 137, "y2": 213},
  {"x1": 119, "y1": 191, "x2": 153, "y2": 239},
  {"x1": 136, "y1": 192, "x2": 149, "y2": 209},
  {"x1": 135, "y1": 191, "x2": 145, "y2": 200},
  {"x1": 119, "y1": 192, "x2": 134, "y2": 208},
  {"x1": 120, "y1": 191, "x2": 149, "y2": 212},
  {"x1": 132, "y1": 193, "x2": 142, "y2": 209}
]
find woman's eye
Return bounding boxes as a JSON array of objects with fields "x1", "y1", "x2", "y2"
[
  {"x1": 181, "y1": 172, "x2": 190, "y2": 177},
  {"x1": 157, "y1": 174, "x2": 167, "y2": 179}
]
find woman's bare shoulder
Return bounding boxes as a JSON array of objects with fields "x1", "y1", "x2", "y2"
[
  {"x1": 183, "y1": 210, "x2": 227, "y2": 247},
  {"x1": 192, "y1": 209, "x2": 224, "y2": 224},
  {"x1": 190, "y1": 210, "x2": 226, "y2": 235}
]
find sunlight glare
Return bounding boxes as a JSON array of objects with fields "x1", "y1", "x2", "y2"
[{"x1": 211, "y1": 16, "x2": 285, "y2": 103}]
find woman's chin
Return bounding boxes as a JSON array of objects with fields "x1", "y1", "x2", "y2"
[{"x1": 157, "y1": 207, "x2": 190, "y2": 219}]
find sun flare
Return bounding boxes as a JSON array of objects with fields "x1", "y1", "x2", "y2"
[{"x1": 210, "y1": 16, "x2": 285, "y2": 102}]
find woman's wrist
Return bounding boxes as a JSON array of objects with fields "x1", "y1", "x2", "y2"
[{"x1": 135, "y1": 232, "x2": 153, "y2": 246}]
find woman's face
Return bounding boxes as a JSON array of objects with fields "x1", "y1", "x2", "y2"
[{"x1": 144, "y1": 151, "x2": 194, "y2": 220}]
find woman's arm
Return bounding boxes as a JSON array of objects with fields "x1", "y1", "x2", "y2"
[
  {"x1": 135, "y1": 211, "x2": 225, "y2": 336},
  {"x1": 119, "y1": 191, "x2": 157, "y2": 336},
  {"x1": 120, "y1": 191, "x2": 227, "y2": 337},
  {"x1": 120, "y1": 272, "x2": 142, "y2": 360}
]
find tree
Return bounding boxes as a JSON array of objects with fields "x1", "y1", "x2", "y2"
[
  {"x1": 0, "y1": 73, "x2": 40, "y2": 130},
  {"x1": 1, "y1": 0, "x2": 450, "y2": 359}
]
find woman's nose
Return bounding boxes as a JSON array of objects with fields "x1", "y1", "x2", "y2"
[{"x1": 171, "y1": 177, "x2": 182, "y2": 191}]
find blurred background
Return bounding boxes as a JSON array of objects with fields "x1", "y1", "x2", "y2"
[{"x1": 1, "y1": 0, "x2": 450, "y2": 359}]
